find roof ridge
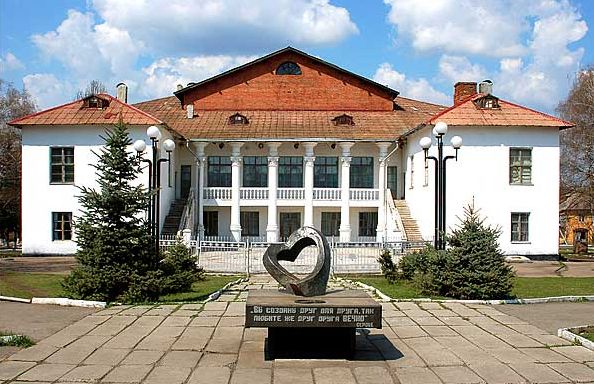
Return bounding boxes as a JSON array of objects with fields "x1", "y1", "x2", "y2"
[
  {"x1": 8, "y1": 98, "x2": 82, "y2": 126},
  {"x1": 498, "y1": 99, "x2": 573, "y2": 127},
  {"x1": 103, "y1": 94, "x2": 164, "y2": 124}
]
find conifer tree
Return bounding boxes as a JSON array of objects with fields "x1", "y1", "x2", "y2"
[
  {"x1": 63, "y1": 119, "x2": 161, "y2": 302},
  {"x1": 444, "y1": 204, "x2": 515, "y2": 299}
]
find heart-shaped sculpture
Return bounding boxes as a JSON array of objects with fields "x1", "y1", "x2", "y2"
[{"x1": 263, "y1": 226, "x2": 331, "y2": 297}]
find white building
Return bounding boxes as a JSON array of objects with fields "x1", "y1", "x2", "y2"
[{"x1": 10, "y1": 48, "x2": 571, "y2": 257}]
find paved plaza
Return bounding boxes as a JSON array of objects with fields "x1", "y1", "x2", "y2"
[{"x1": 1, "y1": 276, "x2": 594, "y2": 383}]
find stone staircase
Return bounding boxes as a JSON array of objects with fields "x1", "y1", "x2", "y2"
[
  {"x1": 161, "y1": 199, "x2": 187, "y2": 236},
  {"x1": 393, "y1": 200, "x2": 424, "y2": 242}
]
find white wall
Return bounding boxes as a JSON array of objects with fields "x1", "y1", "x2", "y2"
[
  {"x1": 403, "y1": 126, "x2": 559, "y2": 255},
  {"x1": 21, "y1": 124, "x2": 175, "y2": 254}
]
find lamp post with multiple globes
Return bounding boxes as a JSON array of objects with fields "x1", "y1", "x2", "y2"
[
  {"x1": 419, "y1": 122, "x2": 462, "y2": 250},
  {"x1": 133, "y1": 126, "x2": 175, "y2": 255}
]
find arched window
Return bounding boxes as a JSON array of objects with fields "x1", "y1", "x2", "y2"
[
  {"x1": 228, "y1": 113, "x2": 249, "y2": 125},
  {"x1": 276, "y1": 61, "x2": 302, "y2": 75}
]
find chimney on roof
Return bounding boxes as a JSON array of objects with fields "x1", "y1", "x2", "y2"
[
  {"x1": 186, "y1": 103, "x2": 194, "y2": 119},
  {"x1": 116, "y1": 82, "x2": 128, "y2": 103},
  {"x1": 453, "y1": 82, "x2": 477, "y2": 105},
  {"x1": 478, "y1": 79, "x2": 493, "y2": 95},
  {"x1": 177, "y1": 84, "x2": 183, "y2": 91}
]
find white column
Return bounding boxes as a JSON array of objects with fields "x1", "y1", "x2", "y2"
[
  {"x1": 303, "y1": 142, "x2": 317, "y2": 227},
  {"x1": 339, "y1": 142, "x2": 355, "y2": 242},
  {"x1": 376, "y1": 142, "x2": 391, "y2": 242},
  {"x1": 266, "y1": 142, "x2": 281, "y2": 242},
  {"x1": 194, "y1": 142, "x2": 208, "y2": 241},
  {"x1": 230, "y1": 142, "x2": 243, "y2": 241}
]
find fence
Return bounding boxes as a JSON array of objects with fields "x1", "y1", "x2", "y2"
[{"x1": 160, "y1": 237, "x2": 426, "y2": 274}]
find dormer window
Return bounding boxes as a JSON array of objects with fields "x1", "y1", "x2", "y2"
[
  {"x1": 474, "y1": 95, "x2": 500, "y2": 109},
  {"x1": 228, "y1": 113, "x2": 249, "y2": 125},
  {"x1": 276, "y1": 61, "x2": 302, "y2": 75},
  {"x1": 332, "y1": 114, "x2": 354, "y2": 126},
  {"x1": 82, "y1": 95, "x2": 109, "y2": 109}
]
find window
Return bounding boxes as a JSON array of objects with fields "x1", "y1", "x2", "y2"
[
  {"x1": 83, "y1": 95, "x2": 108, "y2": 109},
  {"x1": 243, "y1": 156, "x2": 268, "y2": 187},
  {"x1": 321, "y1": 212, "x2": 340, "y2": 237},
  {"x1": 52, "y1": 212, "x2": 72, "y2": 241},
  {"x1": 409, "y1": 155, "x2": 414, "y2": 189},
  {"x1": 208, "y1": 156, "x2": 231, "y2": 187},
  {"x1": 228, "y1": 113, "x2": 248, "y2": 125},
  {"x1": 332, "y1": 114, "x2": 354, "y2": 126},
  {"x1": 280, "y1": 212, "x2": 301, "y2": 239},
  {"x1": 276, "y1": 61, "x2": 302, "y2": 75},
  {"x1": 279, "y1": 156, "x2": 303, "y2": 187},
  {"x1": 350, "y1": 157, "x2": 373, "y2": 188},
  {"x1": 314, "y1": 157, "x2": 338, "y2": 188},
  {"x1": 474, "y1": 95, "x2": 500, "y2": 109},
  {"x1": 204, "y1": 211, "x2": 218, "y2": 237},
  {"x1": 511, "y1": 213, "x2": 529, "y2": 242},
  {"x1": 240, "y1": 211, "x2": 259, "y2": 237},
  {"x1": 359, "y1": 212, "x2": 378, "y2": 237},
  {"x1": 510, "y1": 148, "x2": 532, "y2": 185},
  {"x1": 50, "y1": 147, "x2": 74, "y2": 183}
]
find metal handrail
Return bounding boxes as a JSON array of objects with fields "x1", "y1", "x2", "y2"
[{"x1": 178, "y1": 189, "x2": 195, "y2": 233}]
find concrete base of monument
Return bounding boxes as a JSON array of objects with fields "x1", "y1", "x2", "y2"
[{"x1": 246, "y1": 289, "x2": 382, "y2": 359}]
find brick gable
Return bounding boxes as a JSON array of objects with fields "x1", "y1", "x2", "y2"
[{"x1": 181, "y1": 49, "x2": 396, "y2": 111}]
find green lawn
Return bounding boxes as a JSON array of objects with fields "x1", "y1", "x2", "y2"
[
  {"x1": 577, "y1": 327, "x2": 594, "y2": 342},
  {"x1": 0, "y1": 271, "x2": 241, "y2": 303},
  {"x1": 157, "y1": 275, "x2": 241, "y2": 302},
  {"x1": 355, "y1": 276, "x2": 594, "y2": 300},
  {"x1": 0, "y1": 272, "x2": 65, "y2": 298}
]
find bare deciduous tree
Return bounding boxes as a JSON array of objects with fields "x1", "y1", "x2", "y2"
[
  {"x1": 0, "y1": 79, "x2": 36, "y2": 246},
  {"x1": 75, "y1": 80, "x2": 108, "y2": 100}
]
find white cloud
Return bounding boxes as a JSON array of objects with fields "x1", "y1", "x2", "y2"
[
  {"x1": 438, "y1": 55, "x2": 487, "y2": 83},
  {"x1": 0, "y1": 52, "x2": 25, "y2": 72},
  {"x1": 92, "y1": 0, "x2": 358, "y2": 56},
  {"x1": 140, "y1": 55, "x2": 257, "y2": 99},
  {"x1": 373, "y1": 63, "x2": 450, "y2": 105},
  {"x1": 23, "y1": 73, "x2": 74, "y2": 109},
  {"x1": 384, "y1": 0, "x2": 587, "y2": 112}
]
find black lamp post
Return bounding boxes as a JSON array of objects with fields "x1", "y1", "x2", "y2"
[
  {"x1": 134, "y1": 126, "x2": 176, "y2": 256},
  {"x1": 419, "y1": 122, "x2": 462, "y2": 250}
]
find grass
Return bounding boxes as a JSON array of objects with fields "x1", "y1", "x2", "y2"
[
  {"x1": 0, "y1": 332, "x2": 35, "y2": 348},
  {"x1": 158, "y1": 275, "x2": 241, "y2": 302},
  {"x1": 576, "y1": 327, "x2": 594, "y2": 342},
  {"x1": 352, "y1": 275, "x2": 594, "y2": 300},
  {"x1": 0, "y1": 272, "x2": 65, "y2": 298}
]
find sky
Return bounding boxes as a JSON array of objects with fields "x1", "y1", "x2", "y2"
[{"x1": 1, "y1": 0, "x2": 592, "y2": 115}]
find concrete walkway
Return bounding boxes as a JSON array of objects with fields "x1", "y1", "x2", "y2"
[
  {"x1": 1, "y1": 276, "x2": 594, "y2": 383},
  {"x1": 497, "y1": 302, "x2": 594, "y2": 334}
]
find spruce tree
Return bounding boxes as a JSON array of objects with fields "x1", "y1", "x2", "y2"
[
  {"x1": 63, "y1": 120, "x2": 161, "y2": 302},
  {"x1": 443, "y1": 204, "x2": 515, "y2": 299}
]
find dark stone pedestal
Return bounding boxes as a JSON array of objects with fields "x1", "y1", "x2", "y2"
[
  {"x1": 267, "y1": 327, "x2": 356, "y2": 359},
  {"x1": 246, "y1": 289, "x2": 381, "y2": 359}
]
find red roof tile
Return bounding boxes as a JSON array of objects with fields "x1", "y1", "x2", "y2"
[
  {"x1": 8, "y1": 94, "x2": 162, "y2": 127},
  {"x1": 133, "y1": 96, "x2": 446, "y2": 141}
]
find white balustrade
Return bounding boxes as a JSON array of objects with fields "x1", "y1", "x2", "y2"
[
  {"x1": 240, "y1": 188, "x2": 269, "y2": 200},
  {"x1": 349, "y1": 189, "x2": 380, "y2": 201},
  {"x1": 313, "y1": 188, "x2": 341, "y2": 200},
  {"x1": 203, "y1": 187, "x2": 232, "y2": 200},
  {"x1": 277, "y1": 188, "x2": 305, "y2": 200}
]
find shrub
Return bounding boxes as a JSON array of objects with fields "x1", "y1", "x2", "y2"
[
  {"x1": 396, "y1": 204, "x2": 514, "y2": 300},
  {"x1": 160, "y1": 240, "x2": 205, "y2": 294},
  {"x1": 378, "y1": 249, "x2": 398, "y2": 283}
]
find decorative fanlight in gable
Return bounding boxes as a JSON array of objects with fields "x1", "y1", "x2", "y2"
[
  {"x1": 474, "y1": 94, "x2": 500, "y2": 109},
  {"x1": 332, "y1": 113, "x2": 354, "y2": 126},
  {"x1": 228, "y1": 112, "x2": 249, "y2": 125}
]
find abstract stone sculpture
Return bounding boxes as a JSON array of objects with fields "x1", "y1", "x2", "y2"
[{"x1": 263, "y1": 226, "x2": 331, "y2": 296}]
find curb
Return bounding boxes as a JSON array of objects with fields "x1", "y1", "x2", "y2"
[
  {"x1": 558, "y1": 326, "x2": 594, "y2": 351},
  {"x1": 205, "y1": 276, "x2": 248, "y2": 302},
  {"x1": 0, "y1": 295, "x2": 31, "y2": 304},
  {"x1": 338, "y1": 278, "x2": 594, "y2": 305},
  {"x1": 31, "y1": 297, "x2": 106, "y2": 308}
]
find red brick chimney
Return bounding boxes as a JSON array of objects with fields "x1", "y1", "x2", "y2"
[{"x1": 453, "y1": 82, "x2": 477, "y2": 105}]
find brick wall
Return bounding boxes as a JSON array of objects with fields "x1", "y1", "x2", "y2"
[{"x1": 182, "y1": 52, "x2": 394, "y2": 111}]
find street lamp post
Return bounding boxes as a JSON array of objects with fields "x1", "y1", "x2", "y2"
[
  {"x1": 420, "y1": 122, "x2": 462, "y2": 250},
  {"x1": 134, "y1": 126, "x2": 175, "y2": 256}
]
